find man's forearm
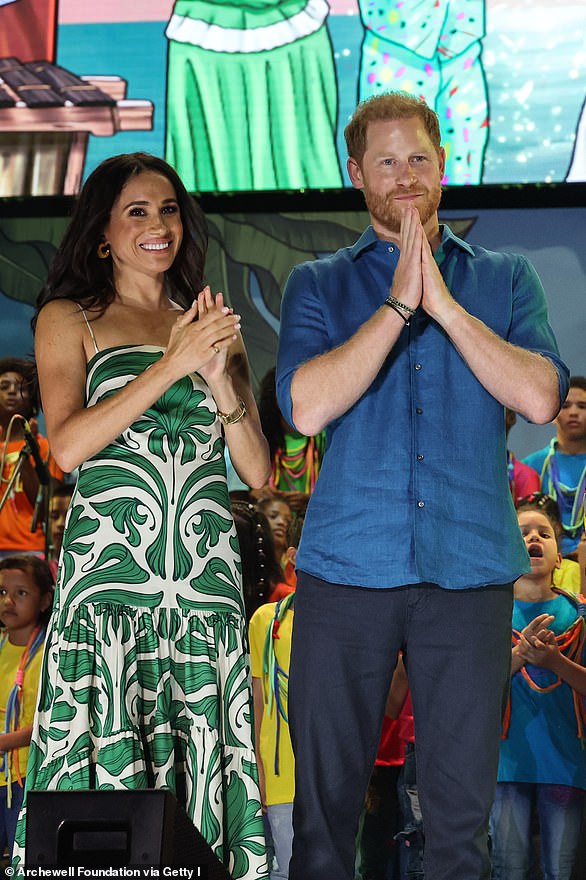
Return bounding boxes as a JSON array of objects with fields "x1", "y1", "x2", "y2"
[
  {"x1": 437, "y1": 302, "x2": 560, "y2": 424},
  {"x1": 290, "y1": 303, "x2": 406, "y2": 436}
]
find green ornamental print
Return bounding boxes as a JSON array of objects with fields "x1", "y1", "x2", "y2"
[{"x1": 13, "y1": 346, "x2": 268, "y2": 878}]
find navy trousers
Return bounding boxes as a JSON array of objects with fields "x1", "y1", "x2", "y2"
[{"x1": 287, "y1": 573, "x2": 513, "y2": 880}]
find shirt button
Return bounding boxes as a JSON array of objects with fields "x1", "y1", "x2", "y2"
[
  {"x1": 414, "y1": 363, "x2": 422, "y2": 371},
  {"x1": 417, "y1": 454, "x2": 424, "y2": 461},
  {"x1": 416, "y1": 407, "x2": 423, "y2": 415},
  {"x1": 417, "y1": 501, "x2": 425, "y2": 508},
  {"x1": 388, "y1": 245, "x2": 395, "y2": 253}
]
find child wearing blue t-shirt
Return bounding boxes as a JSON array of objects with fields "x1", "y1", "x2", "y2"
[{"x1": 490, "y1": 505, "x2": 586, "y2": 880}]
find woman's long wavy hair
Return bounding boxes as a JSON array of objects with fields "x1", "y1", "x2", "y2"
[
  {"x1": 33, "y1": 152, "x2": 208, "y2": 330},
  {"x1": 257, "y1": 367, "x2": 285, "y2": 463}
]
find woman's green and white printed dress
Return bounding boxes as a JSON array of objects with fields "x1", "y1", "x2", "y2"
[{"x1": 13, "y1": 345, "x2": 268, "y2": 878}]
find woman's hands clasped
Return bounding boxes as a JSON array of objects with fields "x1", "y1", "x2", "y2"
[{"x1": 164, "y1": 286, "x2": 240, "y2": 383}]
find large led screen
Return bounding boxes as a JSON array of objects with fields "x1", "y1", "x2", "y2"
[{"x1": 0, "y1": 0, "x2": 585, "y2": 196}]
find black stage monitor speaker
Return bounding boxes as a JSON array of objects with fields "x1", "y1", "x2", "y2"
[{"x1": 26, "y1": 789, "x2": 231, "y2": 879}]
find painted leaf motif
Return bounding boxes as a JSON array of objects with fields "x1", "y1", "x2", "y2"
[
  {"x1": 120, "y1": 768, "x2": 149, "y2": 789},
  {"x1": 180, "y1": 558, "x2": 242, "y2": 613},
  {"x1": 59, "y1": 504, "x2": 100, "y2": 589},
  {"x1": 64, "y1": 544, "x2": 152, "y2": 609},
  {"x1": 132, "y1": 380, "x2": 215, "y2": 462},
  {"x1": 224, "y1": 770, "x2": 266, "y2": 879},
  {"x1": 186, "y1": 694, "x2": 219, "y2": 730},
  {"x1": 196, "y1": 738, "x2": 222, "y2": 847},
  {"x1": 81, "y1": 457, "x2": 167, "y2": 511},
  {"x1": 91, "y1": 498, "x2": 148, "y2": 547},
  {"x1": 191, "y1": 509, "x2": 234, "y2": 557},
  {"x1": 97, "y1": 738, "x2": 142, "y2": 778}
]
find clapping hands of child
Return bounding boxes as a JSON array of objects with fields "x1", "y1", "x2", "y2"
[{"x1": 516, "y1": 613, "x2": 560, "y2": 669}]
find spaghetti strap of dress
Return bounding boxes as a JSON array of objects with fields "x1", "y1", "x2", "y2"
[{"x1": 78, "y1": 305, "x2": 99, "y2": 354}]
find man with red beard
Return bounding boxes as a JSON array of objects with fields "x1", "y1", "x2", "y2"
[{"x1": 275, "y1": 92, "x2": 569, "y2": 880}]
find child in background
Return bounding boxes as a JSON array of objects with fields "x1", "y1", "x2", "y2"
[
  {"x1": 506, "y1": 409, "x2": 541, "y2": 504},
  {"x1": 355, "y1": 654, "x2": 408, "y2": 880},
  {"x1": 46, "y1": 482, "x2": 74, "y2": 581},
  {"x1": 249, "y1": 520, "x2": 303, "y2": 879},
  {"x1": 384, "y1": 656, "x2": 424, "y2": 880},
  {"x1": 0, "y1": 555, "x2": 53, "y2": 859},
  {"x1": 490, "y1": 505, "x2": 586, "y2": 880},
  {"x1": 522, "y1": 375, "x2": 586, "y2": 558},
  {"x1": 257, "y1": 496, "x2": 294, "y2": 587},
  {"x1": 268, "y1": 517, "x2": 304, "y2": 604},
  {"x1": 0, "y1": 358, "x2": 64, "y2": 558},
  {"x1": 516, "y1": 492, "x2": 582, "y2": 594},
  {"x1": 258, "y1": 496, "x2": 293, "y2": 561}
]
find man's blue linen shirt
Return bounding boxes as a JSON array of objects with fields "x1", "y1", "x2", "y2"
[{"x1": 276, "y1": 225, "x2": 570, "y2": 590}]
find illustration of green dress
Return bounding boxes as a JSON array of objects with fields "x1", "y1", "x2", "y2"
[
  {"x1": 165, "y1": 0, "x2": 342, "y2": 192},
  {"x1": 13, "y1": 345, "x2": 268, "y2": 878}
]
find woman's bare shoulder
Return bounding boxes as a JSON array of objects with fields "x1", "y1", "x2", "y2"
[{"x1": 36, "y1": 299, "x2": 92, "y2": 334}]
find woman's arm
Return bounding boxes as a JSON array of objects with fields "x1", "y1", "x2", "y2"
[
  {"x1": 195, "y1": 289, "x2": 270, "y2": 489},
  {"x1": 35, "y1": 298, "x2": 241, "y2": 472}
]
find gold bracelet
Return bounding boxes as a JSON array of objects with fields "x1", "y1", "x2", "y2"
[{"x1": 216, "y1": 397, "x2": 247, "y2": 425}]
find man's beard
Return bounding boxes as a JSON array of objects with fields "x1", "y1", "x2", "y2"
[{"x1": 363, "y1": 182, "x2": 442, "y2": 234}]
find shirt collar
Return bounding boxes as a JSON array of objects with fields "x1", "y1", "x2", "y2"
[
  {"x1": 436, "y1": 223, "x2": 475, "y2": 261},
  {"x1": 350, "y1": 223, "x2": 475, "y2": 261}
]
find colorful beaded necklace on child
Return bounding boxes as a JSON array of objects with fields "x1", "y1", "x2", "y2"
[
  {"x1": 262, "y1": 592, "x2": 295, "y2": 776},
  {"x1": 270, "y1": 435, "x2": 323, "y2": 494},
  {"x1": 502, "y1": 590, "x2": 586, "y2": 742},
  {"x1": 540, "y1": 439, "x2": 586, "y2": 541},
  {"x1": 0, "y1": 623, "x2": 45, "y2": 805}
]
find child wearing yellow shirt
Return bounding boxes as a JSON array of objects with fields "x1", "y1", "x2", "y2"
[
  {"x1": 0, "y1": 555, "x2": 53, "y2": 859},
  {"x1": 250, "y1": 591, "x2": 295, "y2": 879}
]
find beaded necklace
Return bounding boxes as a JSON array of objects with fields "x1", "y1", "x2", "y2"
[
  {"x1": 502, "y1": 589, "x2": 586, "y2": 742},
  {"x1": 539, "y1": 439, "x2": 586, "y2": 539},
  {"x1": 262, "y1": 592, "x2": 295, "y2": 776},
  {"x1": 0, "y1": 623, "x2": 46, "y2": 804},
  {"x1": 270, "y1": 433, "x2": 324, "y2": 494}
]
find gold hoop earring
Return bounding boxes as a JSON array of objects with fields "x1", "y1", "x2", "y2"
[{"x1": 97, "y1": 242, "x2": 111, "y2": 259}]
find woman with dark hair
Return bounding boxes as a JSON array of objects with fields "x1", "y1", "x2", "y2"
[
  {"x1": 34, "y1": 153, "x2": 209, "y2": 321},
  {"x1": 14, "y1": 153, "x2": 270, "y2": 876},
  {"x1": 231, "y1": 501, "x2": 282, "y2": 621}
]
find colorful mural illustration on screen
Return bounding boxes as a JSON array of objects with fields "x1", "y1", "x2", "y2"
[
  {"x1": 0, "y1": 0, "x2": 153, "y2": 198},
  {"x1": 1, "y1": 1, "x2": 585, "y2": 196},
  {"x1": 164, "y1": 0, "x2": 343, "y2": 192},
  {"x1": 356, "y1": 0, "x2": 488, "y2": 185}
]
